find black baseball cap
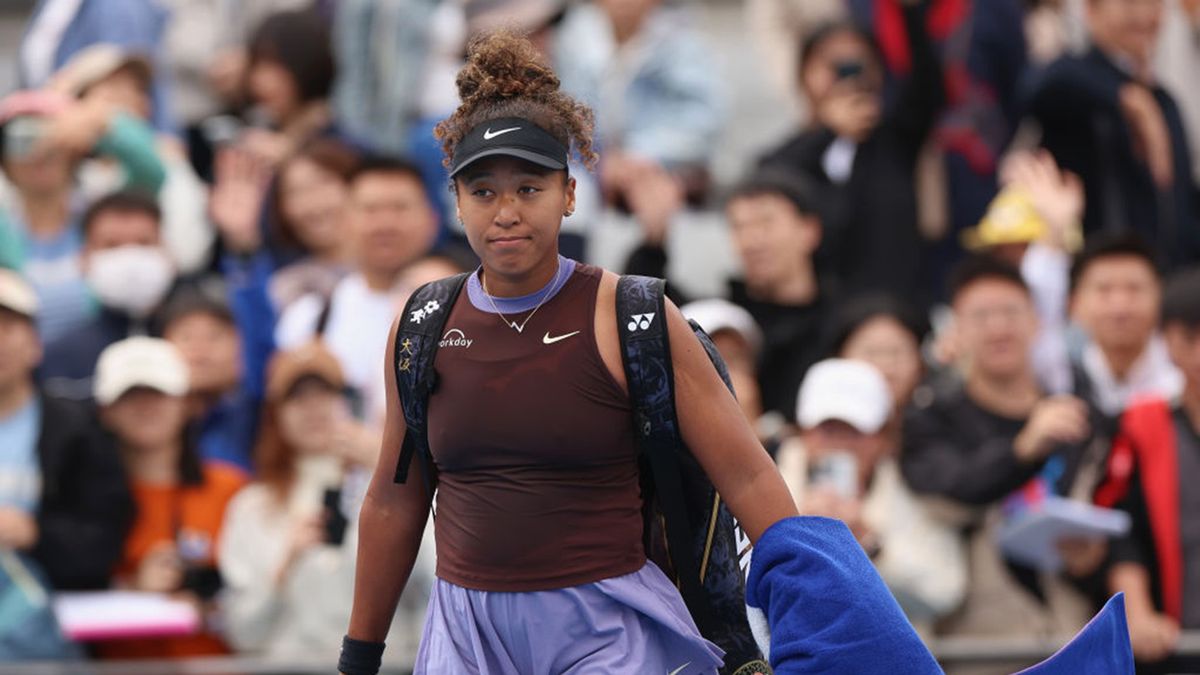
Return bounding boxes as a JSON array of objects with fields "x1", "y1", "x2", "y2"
[{"x1": 449, "y1": 117, "x2": 569, "y2": 178}]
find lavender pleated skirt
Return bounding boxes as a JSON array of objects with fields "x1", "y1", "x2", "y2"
[{"x1": 413, "y1": 561, "x2": 725, "y2": 674}]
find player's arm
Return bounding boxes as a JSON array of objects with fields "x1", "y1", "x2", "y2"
[
  {"x1": 346, "y1": 319, "x2": 433, "y2": 643},
  {"x1": 665, "y1": 301, "x2": 798, "y2": 543}
]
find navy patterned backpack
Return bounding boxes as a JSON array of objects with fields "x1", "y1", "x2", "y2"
[{"x1": 392, "y1": 273, "x2": 770, "y2": 675}]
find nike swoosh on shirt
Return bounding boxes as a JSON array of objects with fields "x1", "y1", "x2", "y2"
[
  {"x1": 483, "y1": 126, "x2": 521, "y2": 140},
  {"x1": 668, "y1": 663, "x2": 691, "y2": 675},
  {"x1": 542, "y1": 330, "x2": 581, "y2": 345}
]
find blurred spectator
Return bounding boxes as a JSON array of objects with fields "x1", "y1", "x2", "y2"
[
  {"x1": 266, "y1": 141, "x2": 358, "y2": 294},
  {"x1": 0, "y1": 89, "x2": 165, "y2": 343},
  {"x1": 1023, "y1": 0, "x2": 1199, "y2": 269},
  {"x1": 1068, "y1": 232, "x2": 1183, "y2": 417},
  {"x1": 159, "y1": 0, "x2": 310, "y2": 180},
  {"x1": 18, "y1": 0, "x2": 173, "y2": 131},
  {"x1": 159, "y1": 289, "x2": 264, "y2": 472},
  {"x1": 777, "y1": 359, "x2": 966, "y2": 629},
  {"x1": 94, "y1": 337, "x2": 245, "y2": 658},
  {"x1": 208, "y1": 139, "x2": 363, "y2": 359},
  {"x1": 923, "y1": 0, "x2": 1028, "y2": 294},
  {"x1": 625, "y1": 170, "x2": 830, "y2": 422},
  {"x1": 845, "y1": 0, "x2": 1027, "y2": 303},
  {"x1": 825, "y1": 293, "x2": 930, "y2": 414},
  {"x1": 276, "y1": 157, "x2": 438, "y2": 425},
  {"x1": 556, "y1": 0, "x2": 725, "y2": 204},
  {"x1": 0, "y1": 269, "x2": 133, "y2": 596},
  {"x1": 209, "y1": 139, "x2": 359, "y2": 313},
  {"x1": 758, "y1": 0, "x2": 942, "y2": 302},
  {"x1": 1097, "y1": 266, "x2": 1200, "y2": 668},
  {"x1": 41, "y1": 191, "x2": 173, "y2": 399},
  {"x1": 681, "y1": 298, "x2": 766, "y2": 439},
  {"x1": 239, "y1": 8, "x2": 339, "y2": 168},
  {"x1": 824, "y1": 292, "x2": 930, "y2": 462},
  {"x1": 964, "y1": 150, "x2": 1085, "y2": 395},
  {"x1": 1155, "y1": 0, "x2": 1200, "y2": 184},
  {"x1": 744, "y1": 0, "x2": 846, "y2": 103},
  {"x1": 902, "y1": 256, "x2": 1094, "y2": 639},
  {"x1": 50, "y1": 44, "x2": 215, "y2": 275},
  {"x1": 219, "y1": 342, "x2": 432, "y2": 665},
  {"x1": 820, "y1": 296, "x2": 969, "y2": 632}
]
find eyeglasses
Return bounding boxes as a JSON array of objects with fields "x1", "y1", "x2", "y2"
[{"x1": 959, "y1": 304, "x2": 1029, "y2": 327}]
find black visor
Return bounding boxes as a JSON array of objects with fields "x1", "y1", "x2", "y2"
[{"x1": 449, "y1": 117, "x2": 569, "y2": 178}]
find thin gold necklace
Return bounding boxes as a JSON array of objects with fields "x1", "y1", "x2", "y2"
[{"x1": 480, "y1": 261, "x2": 563, "y2": 334}]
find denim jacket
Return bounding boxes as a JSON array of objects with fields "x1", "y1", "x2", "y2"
[
  {"x1": 554, "y1": 3, "x2": 726, "y2": 168},
  {"x1": 332, "y1": 0, "x2": 438, "y2": 156}
]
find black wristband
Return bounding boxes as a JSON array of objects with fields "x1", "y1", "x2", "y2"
[{"x1": 338, "y1": 636, "x2": 385, "y2": 675}]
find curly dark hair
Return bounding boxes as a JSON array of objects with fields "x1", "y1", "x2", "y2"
[{"x1": 434, "y1": 31, "x2": 597, "y2": 174}]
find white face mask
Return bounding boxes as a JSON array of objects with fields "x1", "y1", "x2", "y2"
[{"x1": 86, "y1": 245, "x2": 175, "y2": 318}]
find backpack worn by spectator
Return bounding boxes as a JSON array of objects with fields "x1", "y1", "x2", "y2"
[{"x1": 392, "y1": 273, "x2": 770, "y2": 675}]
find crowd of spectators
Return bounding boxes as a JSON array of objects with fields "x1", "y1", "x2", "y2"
[{"x1": 1, "y1": 0, "x2": 1200, "y2": 672}]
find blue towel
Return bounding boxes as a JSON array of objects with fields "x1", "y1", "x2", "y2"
[
  {"x1": 744, "y1": 516, "x2": 942, "y2": 674},
  {"x1": 744, "y1": 516, "x2": 1135, "y2": 675},
  {"x1": 1017, "y1": 593, "x2": 1134, "y2": 674}
]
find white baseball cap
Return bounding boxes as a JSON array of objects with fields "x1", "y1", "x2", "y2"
[
  {"x1": 93, "y1": 337, "x2": 190, "y2": 405},
  {"x1": 0, "y1": 269, "x2": 38, "y2": 319},
  {"x1": 797, "y1": 359, "x2": 893, "y2": 434},
  {"x1": 681, "y1": 298, "x2": 763, "y2": 355}
]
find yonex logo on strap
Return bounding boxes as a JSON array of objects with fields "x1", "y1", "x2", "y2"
[{"x1": 627, "y1": 313, "x2": 656, "y2": 332}]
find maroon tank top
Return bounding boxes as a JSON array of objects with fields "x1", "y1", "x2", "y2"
[{"x1": 426, "y1": 263, "x2": 645, "y2": 591}]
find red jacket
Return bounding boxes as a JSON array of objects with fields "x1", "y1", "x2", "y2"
[{"x1": 1095, "y1": 399, "x2": 1183, "y2": 621}]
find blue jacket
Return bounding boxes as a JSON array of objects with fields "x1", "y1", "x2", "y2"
[{"x1": 193, "y1": 254, "x2": 276, "y2": 472}]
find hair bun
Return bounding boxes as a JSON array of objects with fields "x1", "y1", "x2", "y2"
[
  {"x1": 435, "y1": 30, "x2": 597, "y2": 172},
  {"x1": 456, "y1": 31, "x2": 561, "y2": 106}
]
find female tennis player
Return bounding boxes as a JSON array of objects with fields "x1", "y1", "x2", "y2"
[{"x1": 339, "y1": 32, "x2": 799, "y2": 675}]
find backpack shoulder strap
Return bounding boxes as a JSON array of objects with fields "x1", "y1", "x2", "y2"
[
  {"x1": 615, "y1": 275, "x2": 704, "y2": 600},
  {"x1": 392, "y1": 272, "x2": 471, "y2": 488},
  {"x1": 688, "y1": 317, "x2": 735, "y2": 394}
]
